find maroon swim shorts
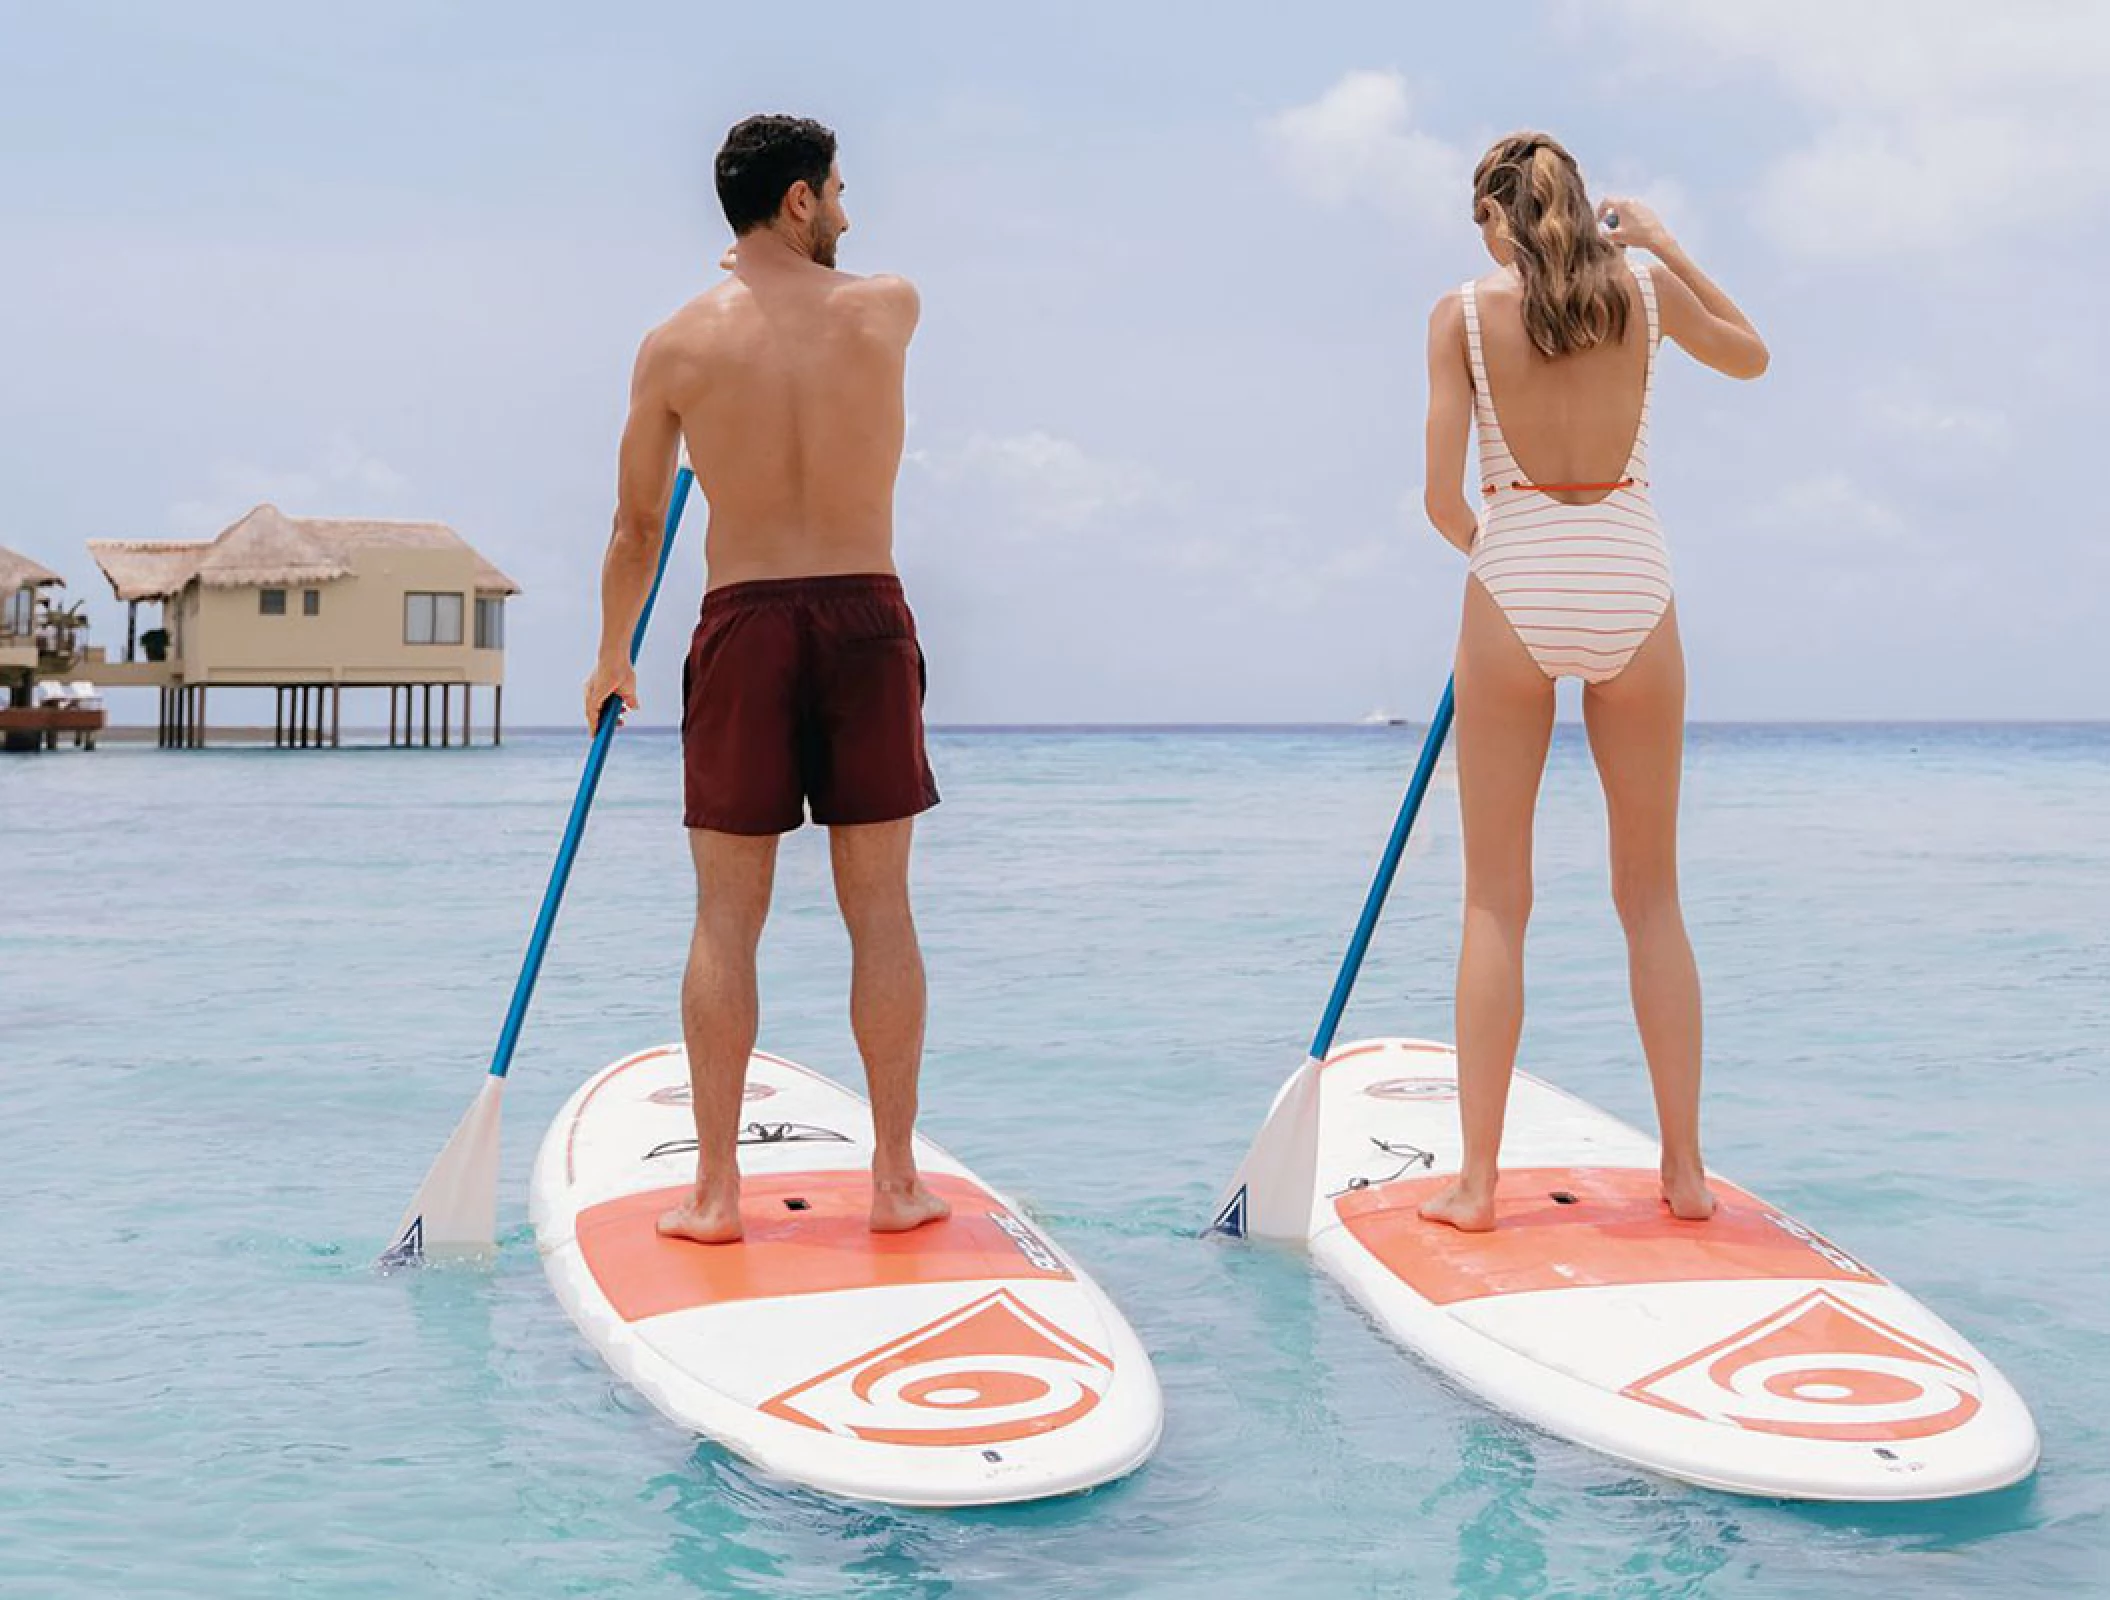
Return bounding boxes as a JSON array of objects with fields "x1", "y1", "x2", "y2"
[{"x1": 680, "y1": 574, "x2": 940, "y2": 835}]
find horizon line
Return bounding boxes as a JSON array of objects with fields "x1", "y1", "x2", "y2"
[{"x1": 214, "y1": 716, "x2": 2110, "y2": 733}]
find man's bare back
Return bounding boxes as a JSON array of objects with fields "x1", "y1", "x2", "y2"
[{"x1": 656, "y1": 245, "x2": 918, "y2": 589}]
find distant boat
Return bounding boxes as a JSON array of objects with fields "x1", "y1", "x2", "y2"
[{"x1": 1359, "y1": 708, "x2": 1409, "y2": 727}]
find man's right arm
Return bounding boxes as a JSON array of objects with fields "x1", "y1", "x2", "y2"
[{"x1": 584, "y1": 327, "x2": 684, "y2": 728}]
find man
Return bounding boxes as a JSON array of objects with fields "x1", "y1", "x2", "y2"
[{"x1": 584, "y1": 114, "x2": 946, "y2": 1244}]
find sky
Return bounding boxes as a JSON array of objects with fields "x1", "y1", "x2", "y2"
[{"x1": 3, "y1": 1, "x2": 2105, "y2": 725}]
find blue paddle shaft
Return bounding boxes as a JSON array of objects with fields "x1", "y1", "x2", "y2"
[
  {"x1": 1308, "y1": 677, "x2": 1457, "y2": 1061},
  {"x1": 486, "y1": 465, "x2": 695, "y2": 1080}
]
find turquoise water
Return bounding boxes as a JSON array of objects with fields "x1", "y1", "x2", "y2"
[{"x1": 5, "y1": 724, "x2": 2106, "y2": 1598}]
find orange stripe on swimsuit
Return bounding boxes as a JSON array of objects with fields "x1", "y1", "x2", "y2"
[{"x1": 1463, "y1": 266, "x2": 1671, "y2": 684}]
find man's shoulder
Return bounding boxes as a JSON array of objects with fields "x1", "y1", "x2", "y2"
[
  {"x1": 816, "y1": 271, "x2": 917, "y2": 345},
  {"x1": 835, "y1": 270, "x2": 919, "y2": 315},
  {"x1": 832, "y1": 267, "x2": 916, "y2": 295},
  {"x1": 641, "y1": 283, "x2": 745, "y2": 358}
]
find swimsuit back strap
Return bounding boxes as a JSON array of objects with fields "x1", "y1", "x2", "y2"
[
  {"x1": 1634, "y1": 261, "x2": 1660, "y2": 389},
  {"x1": 1626, "y1": 262, "x2": 1660, "y2": 479},
  {"x1": 1460, "y1": 279, "x2": 1494, "y2": 399}
]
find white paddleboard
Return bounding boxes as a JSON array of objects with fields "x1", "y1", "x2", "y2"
[
  {"x1": 531, "y1": 1044, "x2": 1163, "y2": 1506},
  {"x1": 1215, "y1": 1037, "x2": 2039, "y2": 1501}
]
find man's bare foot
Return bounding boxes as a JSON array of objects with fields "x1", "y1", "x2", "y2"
[
  {"x1": 870, "y1": 1177, "x2": 951, "y2": 1234},
  {"x1": 1661, "y1": 1162, "x2": 1716, "y2": 1222},
  {"x1": 657, "y1": 1185, "x2": 744, "y2": 1245},
  {"x1": 1418, "y1": 1177, "x2": 1499, "y2": 1233}
]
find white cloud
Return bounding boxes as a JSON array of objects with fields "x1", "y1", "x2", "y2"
[
  {"x1": 1599, "y1": 1, "x2": 2110, "y2": 262},
  {"x1": 1859, "y1": 382, "x2": 2012, "y2": 455},
  {"x1": 909, "y1": 429, "x2": 1176, "y2": 534},
  {"x1": 1754, "y1": 472, "x2": 1907, "y2": 546},
  {"x1": 1157, "y1": 517, "x2": 1406, "y2": 616},
  {"x1": 1261, "y1": 70, "x2": 1468, "y2": 229},
  {"x1": 168, "y1": 432, "x2": 413, "y2": 533}
]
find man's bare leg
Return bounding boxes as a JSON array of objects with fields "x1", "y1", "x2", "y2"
[
  {"x1": 830, "y1": 819, "x2": 950, "y2": 1234},
  {"x1": 659, "y1": 828, "x2": 780, "y2": 1245}
]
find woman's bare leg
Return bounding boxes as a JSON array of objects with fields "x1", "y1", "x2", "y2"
[
  {"x1": 1581, "y1": 604, "x2": 1714, "y2": 1220},
  {"x1": 1421, "y1": 578, "x2": 1556, "y2": 1232}
]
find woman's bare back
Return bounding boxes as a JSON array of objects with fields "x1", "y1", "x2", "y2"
[{"x1": 1468, "y1": 270, "x2": 1650, "y2": 505}]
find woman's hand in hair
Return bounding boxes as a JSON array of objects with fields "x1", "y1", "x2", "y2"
[{"x1": 1596, "y1": 196, "x2": 1671, "y2": 254}]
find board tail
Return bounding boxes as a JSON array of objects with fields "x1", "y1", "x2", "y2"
[
  {"x1": 381, "y1": 1077, "x2": 504, "y2": 1265},
  {"x1": 1207, "y1": 1058, "x2": 1324, "y2": 1242}
]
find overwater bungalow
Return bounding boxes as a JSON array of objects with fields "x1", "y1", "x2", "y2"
[
  {"x1": 1, "y1": 545, "x2": 106, "y2": 753},
  {"x1": 88, "y1": 504, "x2": 518, "y2": 748}
]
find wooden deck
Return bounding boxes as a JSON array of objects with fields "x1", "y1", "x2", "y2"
[{"x1": 0, "y1": 704, "x2": 107, "y2": 751}]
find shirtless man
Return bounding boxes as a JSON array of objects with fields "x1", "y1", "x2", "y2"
[{"x1": 584, "y1": 114, "x2": 948, "y2": 1244}]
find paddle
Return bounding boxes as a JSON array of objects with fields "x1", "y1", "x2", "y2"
[
  {"x1": 1207, "y1": 676, "x2": 1457, "y2": 1241},
  {"x1": 380, "y1": 460, "x2": 696, "y2": 1265}
]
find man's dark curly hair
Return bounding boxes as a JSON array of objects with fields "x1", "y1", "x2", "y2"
[{"x1": 715, "y1": 114, "x2": 837, "y2": 235}]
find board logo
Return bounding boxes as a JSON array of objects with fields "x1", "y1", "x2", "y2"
[
  {"x1": 762, "y1": 1289, "x2": 1114, "y2": 1447},
  {"x1": 1363, "y1": 1077, "x2": 1457, "y2": 1102},
  {"x1": 990, "y1": 1211, "x2": 1065, "y2": 1274},
  {"x1": 647, "y1": 1082, "x2": 777, "y2": 1106},
  {"x1": 644, "y1": 1123, "x2": 853, "y2": 1161},
  {"x1": 1624, "y1": 1288, "x2": 1983, "y2": 1442},
  {"x1": 1761, "y1": 1211, "x2": 1876, "y2": 1281}
]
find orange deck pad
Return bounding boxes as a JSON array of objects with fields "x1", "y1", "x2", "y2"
[
  {"x1": 1335, "y1": 1167, "x2": 1883, "y2": 1307},
  {"x1": 577, "y1": 1171, "x2": 1072, "y2": 1324}
]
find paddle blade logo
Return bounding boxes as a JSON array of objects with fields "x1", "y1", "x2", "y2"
[
  {"x1": 1624, "y1": 1288, "x2": 1983, "y2": 1442},
  {"x1": 763, "y1": 1289, "x2": 1114, "y2": 1447}
]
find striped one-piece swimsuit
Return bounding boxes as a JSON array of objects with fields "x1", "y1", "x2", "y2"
[{"x1": 1463, "y1": 265, "x2": 1670, "y2": 683}]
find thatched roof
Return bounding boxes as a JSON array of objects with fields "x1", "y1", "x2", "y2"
[
  {"x1": 296, "y1": 516, "x2": 521, "y2": 596},
  {"x1": 191, "y1": 504, "x2": 352, "y2": 589},
  {"x1": 471, "y1": 553, "x2": 521, "y2": 596},
  {"x1": 86, "y1": 505, "x2": 521, "y2": 599},
  {"x1": 86, "y1": 540, "x2": 213, "y2": 601},
  {"x1": 0, "y1": 545, "x2": 64, "y2": 592}
]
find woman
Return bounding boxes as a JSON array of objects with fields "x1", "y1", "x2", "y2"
[{"x1": 1418, "y1": 133, "x2": 1769, "y2": 1232}]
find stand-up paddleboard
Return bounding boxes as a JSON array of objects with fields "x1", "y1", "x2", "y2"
[
  {"x1": 532, "y1": 1044, "x2": 1163, "y2": 1506},
  {"x1": 1213, "y1": 1036, "x2": 2039, "y2": 1501}
]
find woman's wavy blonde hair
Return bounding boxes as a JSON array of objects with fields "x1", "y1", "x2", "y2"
[{"x1": 1472, "y1": 132, "x2": 1629, "y2": 359}]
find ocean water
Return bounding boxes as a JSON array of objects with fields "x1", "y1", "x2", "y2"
[{"x1": 3, "y1": 722, "x2": 2106, "y2": 1599}]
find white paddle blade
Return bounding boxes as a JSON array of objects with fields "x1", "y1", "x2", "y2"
[
  {"x1": 380, "y1": 1077, "x2": 504, "y2": 1265},
  {"x1": 1207, "y1": 1057, "x2": 1324, "y2": 1243}
]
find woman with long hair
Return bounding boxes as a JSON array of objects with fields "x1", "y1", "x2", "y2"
[{"x1": 1418, "y1": 133, "x2": 1769, "y2": 1232}]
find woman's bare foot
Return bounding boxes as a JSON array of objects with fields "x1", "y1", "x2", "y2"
[
  {"x1": 657, "y1": 1182, "x2": 744, "y2": 1245},
  {"x1": 1418, "y1": 1176, "x2": 1500, "y2": 1233},
  {"x1": 1661, "y1": 1160, "x2": 1716, "y2": 1222},
  {"x1": 870, "y1": 1177, "x2": 952, "y2": 1234}
]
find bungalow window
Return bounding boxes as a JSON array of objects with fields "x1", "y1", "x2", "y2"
[
  {"x1": 303, "y1": 589, "x2": 321, "y2": 616},
  {"x1": 474, "y1": 596, "x2": 505, "y2": 649},
  {"x1": 3, "y1": 588, "x2": 31, "y2": 637},
  {"x1": 259, "y1": 588, "x2": 287, "y2": 616},
  {"x1": 404, "y1": 591, "x2": 464, "y2": 646}
]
